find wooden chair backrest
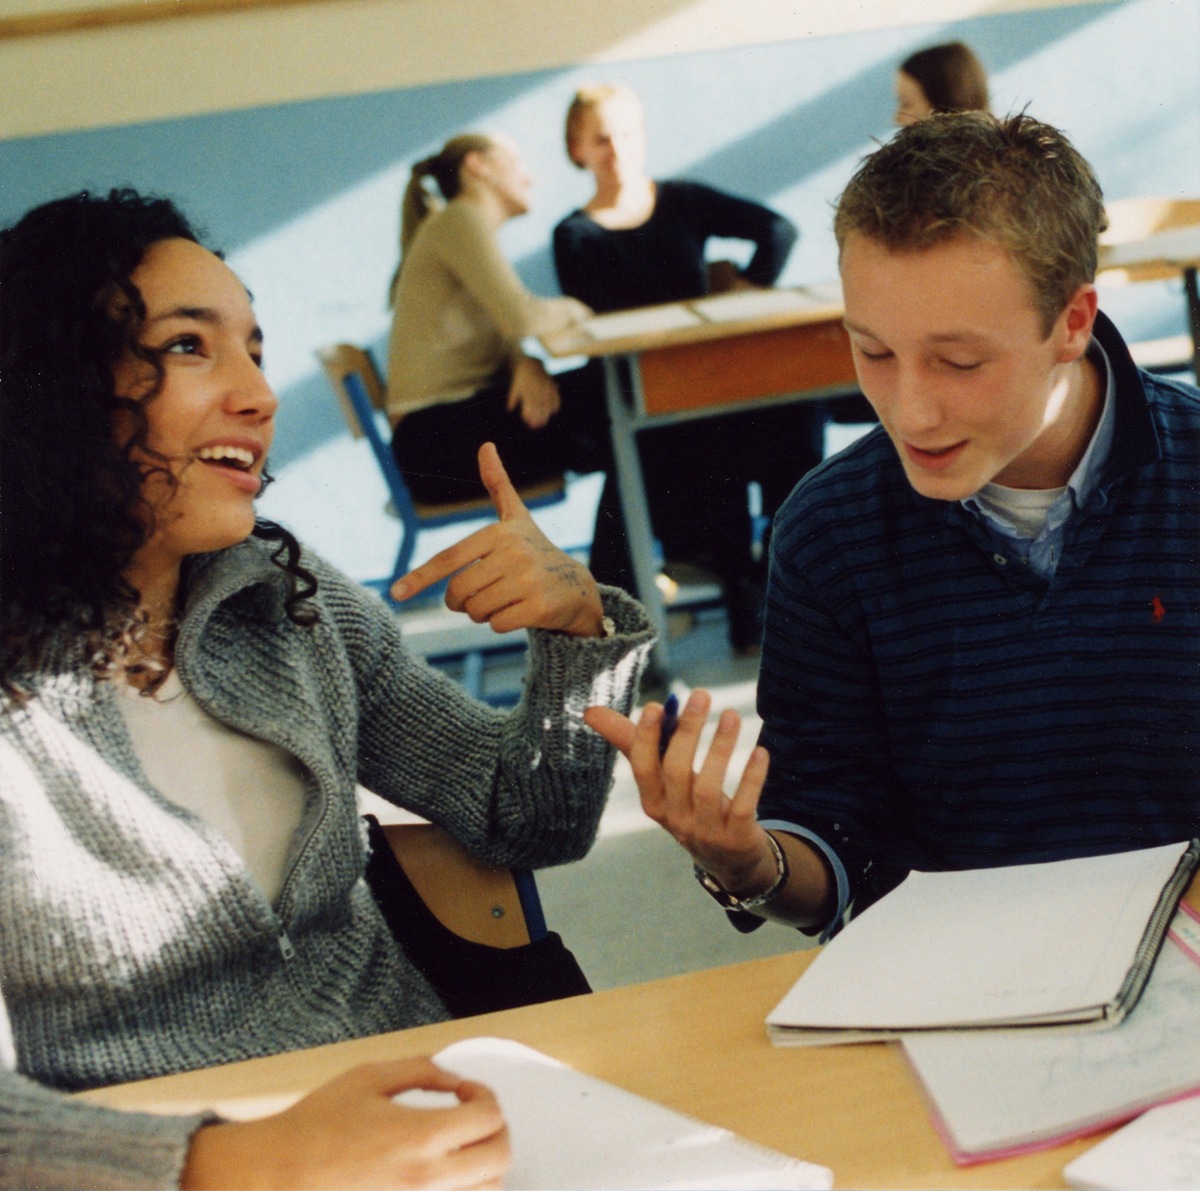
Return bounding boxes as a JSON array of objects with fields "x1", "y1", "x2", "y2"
[
  {"x1": 316, "y1": 342, "x2": 567, "y2": 514},
  {"x1": 318, "y1": 344, "x2": 387, "y2": 441}
]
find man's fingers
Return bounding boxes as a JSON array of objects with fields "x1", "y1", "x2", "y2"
[
  {"x1": 478, "y1": 442, "x2": 530, "y2": 523},
  {"x1": 695, "y1": 708, "x2": 743, "y2": 798},
  {"x1": 583, "y1": 705, "x2": 636, "y2": 755},
  {"x1": 624, "y1": 703, "x2": 674, "y2": 823},
  {"x1": 660, "y1": 689, "x2": 711, "y2": 779},
  {"x1": 730, "y1": 746, "x2": 771, "y2": 819}
]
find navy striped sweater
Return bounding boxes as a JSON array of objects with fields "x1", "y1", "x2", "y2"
[{"x1": 758, "y1": 312, "x2": 1200, "y2": 917}]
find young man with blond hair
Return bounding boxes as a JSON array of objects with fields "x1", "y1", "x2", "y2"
[{"x1": 588, "y1": 112, "x2": 1200, "y2": 936}]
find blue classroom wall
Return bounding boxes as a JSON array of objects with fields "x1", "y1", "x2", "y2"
[{"x1": 1, "y1": 0, "x2": 1196, "y2": 567}]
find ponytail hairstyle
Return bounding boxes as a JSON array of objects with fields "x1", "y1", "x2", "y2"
[
  {"x1": 0, "y1": 188, "x2": 318, "y2": 703},
  {"x1": 389, "y1": 133, "x2": 495, "y2": 304}
]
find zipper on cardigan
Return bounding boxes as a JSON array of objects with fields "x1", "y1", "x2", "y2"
[{"x1": 278, "y1": 929, "x2": 296, "y2": 961}]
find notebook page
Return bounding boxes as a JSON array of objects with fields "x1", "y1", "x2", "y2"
[
  {"x1": 1064, "y1": 1096, "x2": 1200, "y2": 1190},
  {"x1": 902, "y1": 930, "x2": 1200, "y2": 1162},
  {"x1": 767, "y1": 842, "x2": 1189, "y2": 1032},
  {"x1": 690, "y1": 287, "x2": 825, "y2": 323},
  {"x1": 408, "y1": 1037, "x2": 831, "y2": 1190}
]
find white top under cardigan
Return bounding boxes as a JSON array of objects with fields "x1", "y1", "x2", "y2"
[{"x1": 116, "y1": 671, "x2": 307, "y2": 903}]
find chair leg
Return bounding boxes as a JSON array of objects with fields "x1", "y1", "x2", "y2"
[
  {"x1": 461, "y1": 650, "x2": 485, "y2": 700},
  {"x1": 513, "y1": 870, "x2": 548, "y2": 942}
]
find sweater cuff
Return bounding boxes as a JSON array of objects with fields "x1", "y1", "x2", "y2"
[
  {"x1": 525, "y1": 586, "x2": 653, "y2": 738},
  {"x1": 2, "y1": 1069, "x2": 217, "y2": 1191},
  {"x1": 529, "y1": 585, "x2": 654, "y2": 695}
]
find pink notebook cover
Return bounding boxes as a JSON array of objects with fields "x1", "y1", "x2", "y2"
[{"x1": 909, "y1": 902, "x2": 1200, "y2": 1167}]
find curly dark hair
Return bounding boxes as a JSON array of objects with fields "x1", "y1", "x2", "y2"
[{"x1": 0, "y1": 188, "x2": 317, "y2": 700}]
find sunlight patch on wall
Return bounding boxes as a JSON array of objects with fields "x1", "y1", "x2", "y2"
[{"x1": 591, "y1": 0, "x2": 995, "y2": 62}]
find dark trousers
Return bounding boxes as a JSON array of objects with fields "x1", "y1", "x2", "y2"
[
  {"x1": 391, "y1": 367, "x2": 636, "y2": 591},
  {"x1": 645, "y1": 401, "x2": 826, "y2": 568},
  {"x1": 391, "y1": 368, "x2": 826, "y2": 625}
]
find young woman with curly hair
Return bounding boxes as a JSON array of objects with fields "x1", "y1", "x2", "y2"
[{"x1": 0, "y1": 189, "x2": 652, "y2": 1188}]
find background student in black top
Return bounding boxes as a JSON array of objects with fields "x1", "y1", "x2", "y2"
[{"x1": 553, "y1": 83, "x2": 826, "y2": 653}]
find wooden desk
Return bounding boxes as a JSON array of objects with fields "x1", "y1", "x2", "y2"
[
  {"x1": 542, "y1": 287, "x2": 859, "y2": 676},
  {"x1": 1098, "y1": 222, "x2": 1200, "y2": 379},
  {"x1": 79, "y1": 939, "x2": 1160, "y2": 1189}
]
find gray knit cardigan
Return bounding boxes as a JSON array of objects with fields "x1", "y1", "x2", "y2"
[{"x1": 0, "y1": 539, "x2": 653, "y2": 1189}]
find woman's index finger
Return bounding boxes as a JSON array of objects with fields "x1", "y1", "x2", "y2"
[{"x1": 390, "y1": 528, "x2": 491, "y2": 601}]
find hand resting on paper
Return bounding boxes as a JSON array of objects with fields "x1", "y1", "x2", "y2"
[
  {"x1": 584, "y1": 689, "x2": 835, "y2": 927},
  {"x1": 181, "y1": 1057, "x2": 511, "y2": 1189},
  {"x1": 390, "y1": 442, "x2": 606, "y2": 639}
]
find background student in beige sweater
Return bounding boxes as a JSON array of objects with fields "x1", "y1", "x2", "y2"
[{"x1": 387, "y1": 132, "x2": 634, "y2": 589}]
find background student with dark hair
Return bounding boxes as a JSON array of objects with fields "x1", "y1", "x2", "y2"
[{"x1": 894, "y1": 40, "x2": 990, "y2": 125}]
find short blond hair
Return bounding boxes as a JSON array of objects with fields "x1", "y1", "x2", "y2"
[
  {"x1": 834, "y1": 111, "x2": 1105, "y2": 334},
  {"x1": 564, "y1": 84, "x2": 643, "y2": 167}
]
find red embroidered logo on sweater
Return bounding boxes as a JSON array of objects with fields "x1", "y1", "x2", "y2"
[{"x1": 1151, "y1": 595, "x2": 1166, "y2": 623}]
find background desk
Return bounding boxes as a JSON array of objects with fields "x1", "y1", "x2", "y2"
[
  {"x1": 1098, "y1": 222, "x2": 1200, "y2": 379},
  {"x1": 82, "y1": 905, "x2": 1196, "y2": 1190},
  {"x1": 542, "y1": 288, "x2": 859, "y2": 676}
]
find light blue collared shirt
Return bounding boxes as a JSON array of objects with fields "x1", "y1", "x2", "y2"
[{"x1": 962, "y1": 339, "x2": 1116, "y2": 579}]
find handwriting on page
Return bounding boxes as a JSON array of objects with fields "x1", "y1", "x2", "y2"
[{"x1": 902, "y1": 928, "x2": 1200, "y2": 1160}]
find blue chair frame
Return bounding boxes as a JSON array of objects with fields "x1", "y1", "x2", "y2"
[
  {"x1": 318, "y1": 345, "x2": 574, "y2": 704},
  {"x1": 317, "y1": 344, "x2": 568, "y2": 605}
]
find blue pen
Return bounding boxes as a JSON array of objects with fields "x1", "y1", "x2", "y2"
[{"x1": 658, "y1": 692, "x2": 679, "y2": 758}]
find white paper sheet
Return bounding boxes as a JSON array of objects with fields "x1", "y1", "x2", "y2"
[
  {"x1": 1065, "y1": 1095, "x2": 1200, "y2": 1190},
  {"x1": 401, "y1": 1037, "x2": 832, "y2": 1190},
  {"x1": 690, "y1": 287, "x2": 827, "y2": 323},
  {"x1": 582, "y1": 304, "x2": 701, "y2": 341}
]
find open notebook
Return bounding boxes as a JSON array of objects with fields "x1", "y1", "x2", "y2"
[
  {"x1": 767, "y1": 840, "x2": 1199, "y2": 1045},
  {"x1": 398, "y1": 1037, "x2": 832, "y2": 1190},
  {"x1": 903, "y1": 907, "x2": 1200, "y2": 1165}
]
